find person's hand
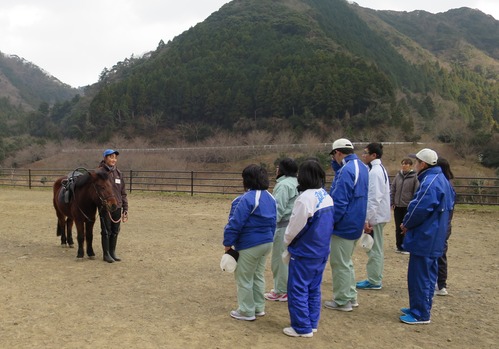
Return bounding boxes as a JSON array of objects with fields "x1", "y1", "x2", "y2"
[
  {"x1": 122, "y1": 210, "x2": 128, "y2": 223},
  {"x1": 364, "y1": 222, "x2": 373, "y2": 233},
  {"x1": 224, "y1": 246, "x2": 232, "y2": 252},
  {"x1": 282, "y1": 250, "x2": 291, "y2": 264},
  {"x1": 400, "y1": 224, "x2": 407, "y2": 235}
]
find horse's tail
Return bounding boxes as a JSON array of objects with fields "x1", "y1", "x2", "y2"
[{"x1": 53, "y1": 177, "x2": 67, "y2": 237}]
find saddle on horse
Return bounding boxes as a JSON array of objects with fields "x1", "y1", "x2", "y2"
[{"x1": 60, "y1": 168, "x2": 89, "y2": 203}]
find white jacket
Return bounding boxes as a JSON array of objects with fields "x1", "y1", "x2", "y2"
[{"x1": 366, "y1": 159, "x2": 391, "y2": 225}]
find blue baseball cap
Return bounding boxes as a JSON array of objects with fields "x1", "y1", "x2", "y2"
[{"x1": 103, "y1": 149, "x2": 119, "y2": 157}]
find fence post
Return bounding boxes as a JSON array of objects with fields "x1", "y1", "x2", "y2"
[
  {"x1": 129, "y1": 170, "x2": 133, "y2": 193},
  {"x1": 191, "y1": 171, "x2": 194, "y2": 196},
  {"x1": 29, "y1": 169, "x2": 32, "y2": 189}
]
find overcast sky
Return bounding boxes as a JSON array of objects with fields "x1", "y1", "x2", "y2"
[{"x1": 1, "y1": 0, "x2": 497, "y2": 88}]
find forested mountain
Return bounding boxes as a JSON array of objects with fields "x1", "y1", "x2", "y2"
[
  {"x1": 371, "y1": 7, "x2": 499, "y2": 63},
  {"x1": 0, "y1": 52, "x2": 80, "y2": 161},
  {"x1": 1, "y1": 0, "x2": 498, "y2": 167},
  {"x1": 0, "y1": 52, "x2": 79, "y2": 109}
]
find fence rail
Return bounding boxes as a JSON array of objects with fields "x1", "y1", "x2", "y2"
[{"x1": 0, "y1": 168, "x2": 497, "y2": 205}]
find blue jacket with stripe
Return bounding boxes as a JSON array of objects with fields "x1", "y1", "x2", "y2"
[
  {"x1": 284, "y1": 188, "x2": 334, "y2": 259},
  {"x1": 402, "y1": 166, "x2": 455, "y2": 257},
  {"x1": 329, "y1": 154, "x2": 369, "y2": 240},
  {"x1": 223, "y1": 190, "x2": 277, "y2": 251}
]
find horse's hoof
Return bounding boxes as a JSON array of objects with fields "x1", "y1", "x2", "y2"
[
  {"x1": 75, "y1": 257, "x2": 84, "y2": 261},
  {"x1": 69, "y1": 244, "x2": 75, "y2": 248},
  {"x1": 88, "y1": 256, "x2": 96, "y2": 260}
]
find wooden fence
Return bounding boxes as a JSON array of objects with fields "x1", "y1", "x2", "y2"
[{"x1": 0, "y1": 168, "x2": 498, "y2": 205}]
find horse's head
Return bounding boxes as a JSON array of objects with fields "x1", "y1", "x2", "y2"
[{"x1": 91, "y1": 169, "x2": 119, "y2": 212}]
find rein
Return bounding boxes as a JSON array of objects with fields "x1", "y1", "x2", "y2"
[
  {"x1": 108, "y1": 210, "x2": 122, "y2": 223},
  {"x1": 68, "y1": 168, "x2": 118, "y2": 223},
  {"x1": 91, "y1": 181, "x2": 121, "y2": 223},
  {"x1": 78, "y1": 206, "x2": 95, "y2": 222}
]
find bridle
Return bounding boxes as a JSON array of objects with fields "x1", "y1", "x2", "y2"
[
  {"x1": 68, "y1": 168, "x2": 119, "y2": 223},
  {"x1": 92, "y1": 181, "x2": 115, "y2": 210},
  {"x1": 92, "y1": 181, "x2": 122, "y2": 223}
]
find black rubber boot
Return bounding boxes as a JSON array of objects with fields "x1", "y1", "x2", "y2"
[
  {"x1": 109, "y1": 234, "x2": 121, "y2": 261},
  {"x1": 101, "y1": 234, "x2": 115, "y2": 263}
]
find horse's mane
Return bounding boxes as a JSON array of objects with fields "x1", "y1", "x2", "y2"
[
  {"x1": 67, "y1": 167, "x2": 110, "y2": 188},
  {"x1": 68, "y1": 168, "x2": 90, "y2": 188},
  {"x1": 94, "y1": 167, "x2": 109, "y2": 179}
]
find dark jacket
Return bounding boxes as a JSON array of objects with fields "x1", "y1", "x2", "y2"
[
  {"x1": 99, "y1": 161, "x2": 128, "y2": 211},
  {"x1": 390, "y1": 170, "x2": 419, "y2": 207}
]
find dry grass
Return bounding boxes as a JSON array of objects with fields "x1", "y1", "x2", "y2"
[
  {"x1": 0, "y1": 189, "x2": 497, "y2": 348},
  {"x1": 2, "y1": 132, "x2": 496, "y2": 179}
]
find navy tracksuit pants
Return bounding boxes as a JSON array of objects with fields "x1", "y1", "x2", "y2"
[
  {"x1": 407, "y1": 254, "x2": 438, "y2": 321},
  {"x1": 288, "y1": 255, "x2": 328, "y2": 334}
]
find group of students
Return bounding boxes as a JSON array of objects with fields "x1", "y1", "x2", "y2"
[{"x1": 222, "y1": 138, "x2": 455, "y2": 337}]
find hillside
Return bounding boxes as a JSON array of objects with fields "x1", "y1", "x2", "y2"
[
  {"x1": 12, "y1": 137, "x2": 497, "y2": 180},
  {"x1": 0, "y1": 0, "x2": 498, "y2": 170},
  {"x1": 366, "y1": 7, "x2": 499, "y2": 77},
  {"x1": 0, "y1": 52, "x2": 79, "y2": 109},
  {"x1": 82, "y1": 0, "x2": 498, "y2": 140}
]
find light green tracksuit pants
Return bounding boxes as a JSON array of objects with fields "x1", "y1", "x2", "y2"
[
  {"x1": 330, "y1": 235, "x2": 357, "y2": 305},
  {"x1": 234, "y1": 242, "x2": 272, "y2": 316},
  {"x1": 365, "y1": 223, "x2": 385, "y2": 285},
  {"x1": 270, "y1": 226, "x2": 288, "y2": 294}
]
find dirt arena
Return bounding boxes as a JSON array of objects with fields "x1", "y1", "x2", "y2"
[{"x1": 0, "y1": 188, "x2": 497, "y2": 349}]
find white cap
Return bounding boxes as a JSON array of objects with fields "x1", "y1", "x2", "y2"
[
  {"x1": 331, "y1": 138, "x2": 354, "y2": 152},
  {"x1": 220, "y1": 249, "x2": 239, "y2": 273},
  {"x1": 415, "y1": 148, "x2": 438, "y2": 166},
  {"x1": 360, "y1": 233, "x2": 374, "y2": 252}
]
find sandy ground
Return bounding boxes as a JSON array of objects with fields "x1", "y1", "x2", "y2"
[{"x1": 0, "y1": 188, "x2": 497, "y2": 349}]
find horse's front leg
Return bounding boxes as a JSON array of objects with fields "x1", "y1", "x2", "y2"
[
  {"x1": 86, "y1": 221, "x2": 96, "y2": 259},
  {"x1": 66, "y1": 218, "x2": 75, "y2": 248},
  {"x1": 75, "y1": 221, "x2": 85, "y2": 259}
]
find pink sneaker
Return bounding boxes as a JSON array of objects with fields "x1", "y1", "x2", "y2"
[{"x1": 264, "y1": 290, "x2": 288, "y2": 302}]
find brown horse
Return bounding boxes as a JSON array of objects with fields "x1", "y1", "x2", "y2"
[{"x1": 53, "y1": 168, "x2": 118, "y2": 259}]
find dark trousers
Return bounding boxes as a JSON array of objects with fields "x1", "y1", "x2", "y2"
[
  {"x1": 437, "y1": 230, "x2": 451, "y2": 289},
  {"x1": 394, "y1": 206, "x2": 408, "y2": 250},
  {"x1": 100, "y1": 208, "x2": 121, "y2": 236}
]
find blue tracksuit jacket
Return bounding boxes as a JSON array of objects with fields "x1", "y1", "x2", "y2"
[
  {"x1": 223, "y1": 190, "x2": 277, "y2": 251},
  {"x1": 329, "y1": 154, "x2": 369, "y2": 240},
  {"x1": 402, "y1": 166, "x2": 455, "y2": 257}
]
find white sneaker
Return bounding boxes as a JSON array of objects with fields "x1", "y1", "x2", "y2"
[
  {"x1": 283, "y1": 327, "x2": 313, "y2": 338},
  {"x1": 435, "y1": 287, "x2": 448, "y2": 296},
  {"x1": 230, "y1": 310, "x2": 256, "y2": 321},
  {"x1": 324, "y1": 300, "x2": 353, "y2": 312},
  {"x1": 256, "y1": 311, "x2": 265, "y2": 317},
  {"x1": 350, "y1": 299, "x2": 359, "y2": 308}
]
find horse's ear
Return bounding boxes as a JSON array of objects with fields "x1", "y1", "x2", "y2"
[{"x1": 95, "y1": 168, "x2": 109, "y2": 180}]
